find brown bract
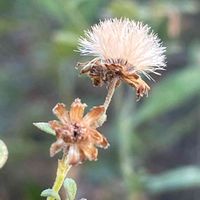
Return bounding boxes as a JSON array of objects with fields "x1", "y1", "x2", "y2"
[
  {"x1": 77, "y1": 58, "x2": 150, "y2": 100},
  {"x1": 49, "y1": 98, "x2": 109, "y2": 165}
]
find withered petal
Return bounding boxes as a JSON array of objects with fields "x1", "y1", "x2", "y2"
[
  {"x1": 78, "y1": 149, "x2": 86, "y2": 164},
  {"x1": 87, "y1": 128, "x2": 109, "y2": 149},
  {"x1": 67, "y1": 144, "x2": 81, "y2": 165},
  {"x1": 49, "y1": 120, "x2": 64, "y2": 138},
  {"x1": 50, "y1": 139, "x2": 65, "y2": 157},
  {"x1": 122, "y1": 74, "x2": 138, "y2": 86},
  {"x1": 122, "y1": 74, "x2": 150, "y2": 98},
  {"x1": 80, "y1": 142, "x2": 98, "y2": 161},
  {"x1": 92, "y1": 113, "x2": 107, "y2": 129},
  {"x1": 52, "y1": 103, "x2": 70, "y2": 124},
  {"x1": 49, "y1": 120, "x2": 61, "y2": 129},
  {"x1": 70, "y1": 98, "x2": 87, "y2": 123},
  {"x1": 83, "y1": 106, "x2": 105, "y2": 127}
]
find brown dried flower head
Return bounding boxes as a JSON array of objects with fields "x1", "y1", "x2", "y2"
[
  {"x1": 49, "y1": 98, "x2": 109, "y2": 165},
  {"x1": 77, "y1": 18, "x2": 166, "y2": 99}
]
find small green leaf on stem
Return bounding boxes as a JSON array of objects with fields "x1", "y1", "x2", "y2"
[
  {"x1": 41, "y1": 189, "x2": 61, "y2": 200},
  {"x1": 0, "y1": 139, "x2": 8, "y2": 169},
  {"x1": 33, "y1": 122, "x2": 56, "y2": 136},
  {"x1": 64, "y1": 178, "x2": 77, "y2": 200}
]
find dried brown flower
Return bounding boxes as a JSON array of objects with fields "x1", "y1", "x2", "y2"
[
  {"x1": 78, "y1": 58, "x2": 150, "y2": 99},
  {"x1": 77, "y1": 18, "x2": 166, "y2": 99},
  {"x1": 49, "y1": 98, "x2": 109, "y2": 165}
]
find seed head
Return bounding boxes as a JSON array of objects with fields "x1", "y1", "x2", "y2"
[{"x1": 77, "y1": 18, "x2": 166, "y2": 99}]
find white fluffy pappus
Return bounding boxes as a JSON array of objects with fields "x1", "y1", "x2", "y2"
[{"x1": 78, "y1": 18, "x2": 166, "y2": 80}]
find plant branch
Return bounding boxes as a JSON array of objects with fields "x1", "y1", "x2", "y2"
[
  {"x1": 103, "y1": 78, "x2": 119, "y2": 111},
  {"x1": 47, "y1": 156, "x2": 71, "y2": 200}
]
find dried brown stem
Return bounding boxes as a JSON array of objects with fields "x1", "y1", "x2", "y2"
[{"x1": 103, "y1": 77, "x2": 119, "y2": 111}]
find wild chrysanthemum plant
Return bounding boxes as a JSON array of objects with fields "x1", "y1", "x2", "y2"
[
  {"x1": 34, "y1": 18, "x2": 166, "y2": 200},
  {"x1": 34, "y1": 99, "x2": 109, "y2": 200}
]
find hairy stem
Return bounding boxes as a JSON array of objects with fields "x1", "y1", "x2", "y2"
[
  {"x1": 47, "y1": 156, "x2": 71, "y2": 200},
  {"x1": 103, "y1": 78, "x2": 118, "y2": 111},
  {"x1": 95, "y1": 78, "x2": 118, "y2": 128}
]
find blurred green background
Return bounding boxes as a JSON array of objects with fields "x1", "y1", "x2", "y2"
[{"x1": 0, "y1": 0, "x2": 200, "y2": 199}]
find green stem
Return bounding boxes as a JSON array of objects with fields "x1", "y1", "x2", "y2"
[{"x1": 47, "y1": 156, "x2": 71, "y2": 200}]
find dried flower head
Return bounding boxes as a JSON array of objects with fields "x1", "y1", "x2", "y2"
[
  {"x1": 49, "y1": 98, "x2": 109, "y2": 165},
  {"x1": 77, "y1": 18, "x2": 166, "y2": 99}
]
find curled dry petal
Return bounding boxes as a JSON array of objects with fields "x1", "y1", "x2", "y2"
[
  {"x1": 83, "y1": 106, "x2": 105, "y2": 127},
  {"x1": 67, "y1": 144, "x2": 81, "y2": 165},
  {"x1": 50, "y1": 139, "x2": 65, "y2": 157},
  {"x1": 87, "y1": 128, "x2": 109, "y2": 149},
  {"x1": 49, "y1": 120, "x2": 65, "y2": 138},
  {"x1": 53, "y1": 103, "x2": 70, "y2": 124},
  {"x1": 122, "y1": 73, "x2": 150, "y2": 98},
  {"x1": 79, "y1": 142, "x2": 98, "y2": 161},
  {"x1": 70, "y1": 98, "x2": 87, "y2": 123}
]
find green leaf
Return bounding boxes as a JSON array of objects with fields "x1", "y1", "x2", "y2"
[
  {"x1": 135, "y1": 66, "x2": 200, "y2": 126},
  {"x1": 143, "y1": 166, "x2": 200, "y2": 194},
  {"x1": 64, "y1": 178, "x2": 77, "y2": 200},
  {"x1": 33, "y1": 122, "x2": 56, "y2": 136},
  {"x1": 41, "y1": 189, "x2": 61, "y2": 200},
  {"x1": 0, "y1": 139, "x2": 8, "y2": 169}
]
